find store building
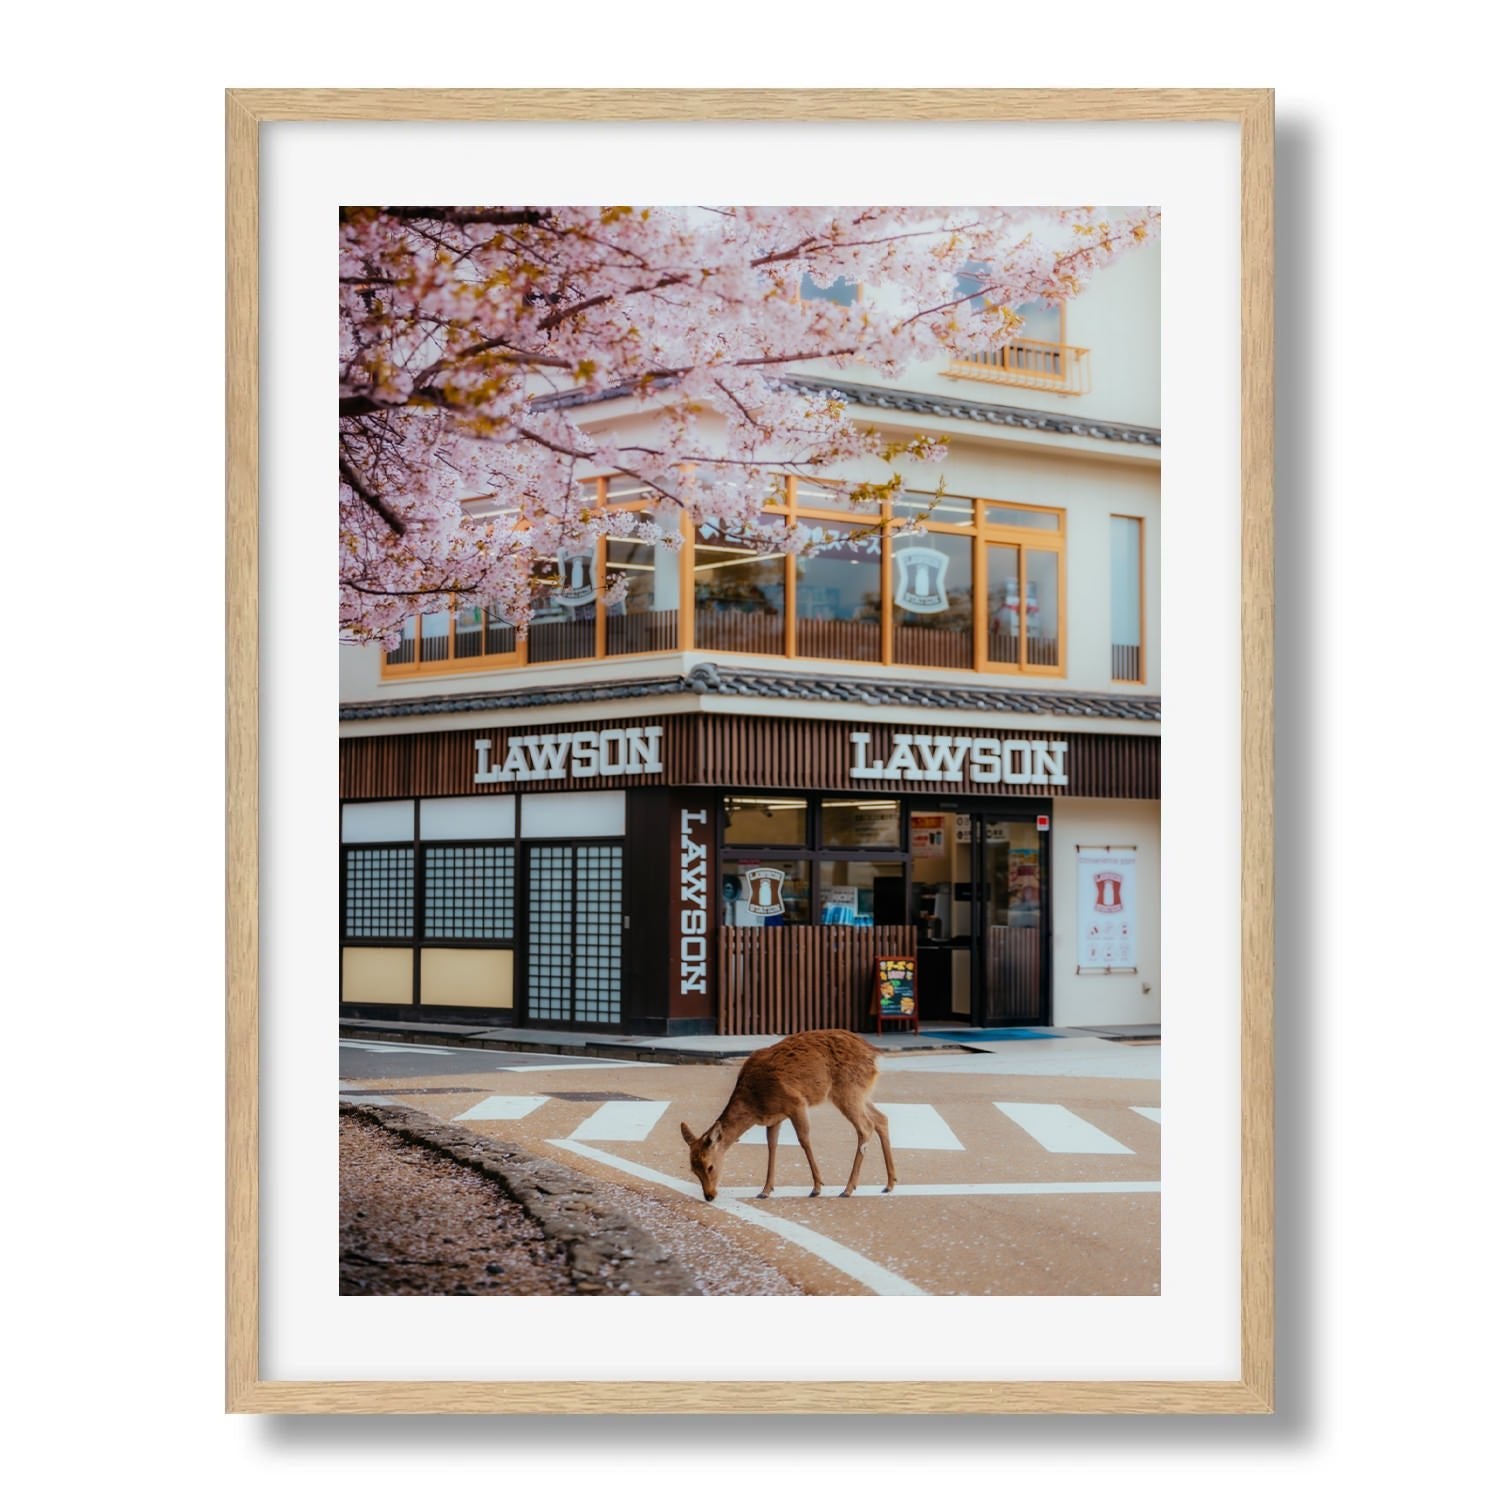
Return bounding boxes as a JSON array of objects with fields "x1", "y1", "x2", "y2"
[{"x1": 339, "y1": 247, "x2": 1161, "y2": 1036}]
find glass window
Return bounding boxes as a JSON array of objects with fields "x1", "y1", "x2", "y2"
[
  {"x1": 343, "y1": 846, "x2": 414, "y2": 938},
  {"x1": 1111, "y1": 515, "x2": 1143, "y2": 681},
  {"x1": 527, "y1": 553, "x2": 598, "y2": 663},
  {"x1": 423, "y1": 845, "x2": 515, "y2": 940},
  {"x1": 605, "y1": 475, "x2": 653, "y2": 505},
  {"x1": 818, "y1": 860, "x2": 906, "y2": 927},
  {"x1": 893, "y1": 491, "x2": 975, "y2": 527},
  {"x1": 386, "y1": 616, "x2": 417, "y2": 666},
  {"x1": 985, "y1": 504, "x2": 1060, "y2": 531},
  {"x1": 795, "y1": 523, "x2": 882, "y2": 662},
  {"x1": 721, "y1": 859, "x2": 811, "y2": 927},
  {"x1": 985, "y1": 543, "x2": 1022, "y2": 665},
  {"x1": 1027, "y1": 550, "x2": 1061, "y2": 668},
  {"x1": 893, "y1": 532, "x2": 973, "y2": 669},
  {"x1": 795, "y1": 479, "x2": 878, "y2": 516},
  {"x1": 723, "y1": 795, "x2": 808, "y2": 848},
  {"x1": 693, "y1": 521, "x2": 786, "y2": 655},
  {"x1": 419, "y1": 609, "x2": 451, "y2": 662},
  {"x1": 1012, "y1": 298, "x2": 1062, "y2": 343},
  {"x1": 821, "y1": 798, "x2": 901, "y2": 848},
  {"x1": 605, "y1": 536, "x2": 679, "y2": 655}
]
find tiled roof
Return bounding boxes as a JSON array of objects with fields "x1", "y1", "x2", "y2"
[
  {"x1": 536, "y1": 375, "x2": 1161, "y2": 448},
  {"x1": 341, "y1": 663, "x2": 1160, "y2": 724}
]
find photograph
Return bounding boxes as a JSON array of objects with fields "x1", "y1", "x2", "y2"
[{"x1": 334, "y1": 200, "x2": 1166, "y2": 1301}]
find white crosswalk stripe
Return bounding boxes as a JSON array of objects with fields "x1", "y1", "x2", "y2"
[
  {"x1": 740, "y1": 1105, "x2": 960, "y2": 1150},
  {"x1": 569, "y1": 1100, "x2": 671, "y2": 1141},
  {"x1": 454, "y1": 1095, "x2": 548, "y2": 1122},
  {"x1": 995, "y1": 1102, "x2": 1135, "y2": 1154},
  {"x1": 880, "y1": 1102, "x2": 965, "y2": 1149},
  {"x1": 1132, "y1": 1106, "x2": 1162, "y2": 1124}
]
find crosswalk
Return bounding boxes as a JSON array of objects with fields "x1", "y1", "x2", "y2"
[{"x1": 441, "y1": 1093, "x2": 1157, "y2": 1155}]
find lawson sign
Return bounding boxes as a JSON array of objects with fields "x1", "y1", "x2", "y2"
[
  {"x1": 849, "y1": 731, "x2": 1068, "y2": 786},
  {"x1": 474, "y1": 726, "x2": 664, "y2": 783}
]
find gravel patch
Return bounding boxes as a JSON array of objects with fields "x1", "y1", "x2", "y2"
[
  {"x1": 341, "y1": 1114, "x2": 573, "y2": 1296},
  {"x1": 340, "y1": 1102, "x2": 806, "y2": 1296},
  {"x1": 340, "y1": 1102, "x2": 699, "y2": 1295}
]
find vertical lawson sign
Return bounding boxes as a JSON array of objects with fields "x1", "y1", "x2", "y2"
[
  {"x1": 1077, "y1": 845, "x2": 1137, "y2": 970},
  {"x1": 679, "y1": 807, "x2": 710, "y2": 995}
]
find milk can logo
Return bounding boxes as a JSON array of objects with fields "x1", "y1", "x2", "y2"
[
  {"x1": 1093, "y1": 871, "x2": 1125, "y2": 914},
  {"x1": 554, "y1": 550, "x2": 596, "y2": 609},
  {"x1": 894, "y1": 546, "x2": 949, "y2": 613},
  {"x1": 744, "y1": 867, "x2": 787, "y2": 917}
]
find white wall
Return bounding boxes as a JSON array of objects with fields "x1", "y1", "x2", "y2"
[{"x1": 1051, "y1": 798, "x2": 1161, "y2": 1026}]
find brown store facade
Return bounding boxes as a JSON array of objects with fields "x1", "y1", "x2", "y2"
[{"x1": 339, "y1": 711, "x2": 1160, "y2": 1036}]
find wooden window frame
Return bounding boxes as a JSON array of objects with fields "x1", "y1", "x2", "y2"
[
  {"x1": 1109, "y1": 512, "x2": 1147, "y2": 684},
  {"x1": 382, "y1": 476, "x2": 1066, "y2": 680}
]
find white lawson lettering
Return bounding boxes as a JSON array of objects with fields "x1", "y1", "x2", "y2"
[
  {"x1": 474, "y1": 726, "x2": 664, "y2": 784},
  {"x1": 849, "y1": 731, "x2": 1069, "y2": 786},
  {"x1": 679, "y1": 808, "x2": 709, "y2": 994}
]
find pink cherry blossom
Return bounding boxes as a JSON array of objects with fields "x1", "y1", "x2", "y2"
[{"x1": 339, "y1": 205, "x2": 1160, "y2": 648}]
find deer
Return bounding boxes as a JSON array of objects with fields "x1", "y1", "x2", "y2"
[{"x1": 679, "y1": 1029, "x2": 897, "y2": 1202}]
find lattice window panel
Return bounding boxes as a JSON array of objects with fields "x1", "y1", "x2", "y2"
[
  {"x1": 343, "y1": 847, "x2": 414, "y2": 938},
  {"x1": 526, "y1": 843, "x2": 623, "y2": 1024},
  {"x1": 423, "y1": 845, "x2": 515, "y2": 939}
]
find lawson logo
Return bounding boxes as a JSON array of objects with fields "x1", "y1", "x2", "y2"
[
  {"x1": 849, "y1": 731, "x2": 1068, "y2": 786},
  {"x1": 474, "y1": 727, "x2": 664, "y2": 783}
]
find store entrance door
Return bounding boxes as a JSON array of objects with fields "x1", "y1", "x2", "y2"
[{"x1": 911, "y1": 807, "x2": 1049, "y2": 1027}]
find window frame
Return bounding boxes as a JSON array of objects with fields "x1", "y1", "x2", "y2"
[
  {"x1": 1109, "y1": 512, "x2": 1147, "y2": 684},
  {"x1": 382, "y1": 476, "x2": 1068, "y2": 679}
]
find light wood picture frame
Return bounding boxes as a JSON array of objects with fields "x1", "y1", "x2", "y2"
[{"x1": 226, "y1": 87, "x2": 1273, "y2": 1415}]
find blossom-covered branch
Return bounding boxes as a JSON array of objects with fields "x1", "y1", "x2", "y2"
[{"x1": 339, "y1": 203, "x2": 1158, "y2": 647}]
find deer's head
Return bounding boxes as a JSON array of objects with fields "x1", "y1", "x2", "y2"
[{"x1": 680, "y1": 1120, "x2": 724, "y2": 1201}]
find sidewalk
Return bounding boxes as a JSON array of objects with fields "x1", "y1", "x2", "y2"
[{"x1": 339, "y1": 1015, "x2": 1158, "y2": 1065}]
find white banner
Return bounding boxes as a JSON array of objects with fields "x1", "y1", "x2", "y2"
[{"x1": 1077, "y1": 846, "x2": 1138, "y2": 970}]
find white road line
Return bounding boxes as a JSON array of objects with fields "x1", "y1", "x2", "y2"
[
  {"x1": 454, "y1": 1095, "x2": 548, "y2": 1122},
  {"x1": 995, "y1": 1102, "x2": 1135, "y2": 1154},
  {"x1": 339, "y1": 1041, "x2": 456, "y2": 1056},
  {"x1": 550, "y1": 1139, "x2": 928, "y2": 1296},
  {"x1": 503, "y1": 1061, "x2": 663, "y2": 1072},
  {"x1": 722, "y1": 1181, "x2": 1161, "y2": 1198},
  {"x1": 881, "y1": 1102, "x2": 965, "y2": 1150},
  {"x1": 1132, "y1": 1106, "x2": 1162, "y2": 1124},
  {"x1": 742, "y1": 1104, "x2": 962, "y2": 1150},
  {"x1": 568, "y1": 1100, "x2": 671, "y2": 1141}
]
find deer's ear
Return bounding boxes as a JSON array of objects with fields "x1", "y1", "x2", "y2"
[
  {"x1": 706, "y1": 1121, "x2": 723, "y2": 1145},
  {"x1": 680, "y1": 1121, "x2": 696, "y2": 1145}
]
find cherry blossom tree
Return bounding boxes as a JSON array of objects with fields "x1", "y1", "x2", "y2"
[{"x1": 339, "y1": 204, "x2": 1159, "y2": 646}]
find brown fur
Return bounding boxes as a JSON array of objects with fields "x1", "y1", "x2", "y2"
[{"x1": 679, "y1": 1029, "x2": 897, "y2": 1201}]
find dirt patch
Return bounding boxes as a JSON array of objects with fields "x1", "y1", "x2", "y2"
[{"x1": 341, "y1": 1113, "x2": 575, "y2": 1295}]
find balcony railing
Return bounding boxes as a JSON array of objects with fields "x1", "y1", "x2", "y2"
[{"x1": 944, "y1": 338, "x2": 1091, "y2": 397}]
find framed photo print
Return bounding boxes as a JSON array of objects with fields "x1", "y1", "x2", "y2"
[{"x1": 227, "y1": 88, "x2": 1273, "y2": 1414}]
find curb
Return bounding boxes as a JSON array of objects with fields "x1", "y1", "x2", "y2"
[{"x1": 340, "y1": 1100, "x2": 701, "y2": 1296}]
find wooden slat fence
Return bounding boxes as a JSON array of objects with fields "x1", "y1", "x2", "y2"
[
  {"x1": 893, "y1": 625, "x2": 971, "y2": 669},
  {"x1": 795, "y1": 617, "x2": 881, "y2": 662},
  {"x1": 695, "y1": 611, "x2": 785, "y2": 655},
  {"x1": 606, "y1": 609, "x2": 678, "y2": 656},
  {"x1": 717, "y1": 924, "x2": 917, "y2": 1035},
  {"x1": 985, "y1": 925, "x2": 1043, "y2": 1021}
]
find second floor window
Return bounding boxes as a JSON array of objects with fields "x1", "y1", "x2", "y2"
[
  {"x1": 1111, "y1": 515, "x2": 1144, "y2": 682},
  {"x1": 383, "y1": 481, "x2": 1068, "y2": 679}
]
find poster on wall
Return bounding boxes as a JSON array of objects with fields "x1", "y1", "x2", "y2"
[
  {"x1": 910, "y1": 814, "x2": 945, "y2": 856},
  {"x1": 1077, "y1": 845, "x2": 1138, "y2": 971}
]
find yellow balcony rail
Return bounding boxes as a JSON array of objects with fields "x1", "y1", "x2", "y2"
[{"x1": 944, "y1": 338, "x2": 1091, "y2": 397}]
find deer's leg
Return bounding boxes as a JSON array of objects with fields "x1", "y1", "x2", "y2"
[
  {"x1": 757, "y1": 1118, "x2": 783, "y2": 1199},
  {"x1": 836, "y1": 1101, "x2": 873, "y2": 1197},
  {"x1": 788, "y1": 1106, "x2": 824, "y2": 1197},
  {"x1": 867, "y1": 1102, "x2": 897, "y2": 1193}
]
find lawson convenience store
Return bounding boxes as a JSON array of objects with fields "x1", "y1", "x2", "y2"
[{"x1": 339, "y1": 684, "x2": 1160, "y2": 1036}]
